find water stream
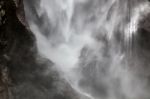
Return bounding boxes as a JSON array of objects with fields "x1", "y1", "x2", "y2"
[{"x1": 23, "y1": 0, "x2": 150, "y2": 99}]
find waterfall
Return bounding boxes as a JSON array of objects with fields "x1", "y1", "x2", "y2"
[{"x1": 23, "y1": 0, "x2": 150, "y2": 99}]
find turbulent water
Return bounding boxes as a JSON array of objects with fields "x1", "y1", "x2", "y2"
[{"x1": 24, "y1": 0, "x2": 150, "y2": 99}]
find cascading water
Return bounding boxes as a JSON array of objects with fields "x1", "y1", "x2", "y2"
[{"x1": 23, "y1": 0, "x2": 150, "y2": 99}]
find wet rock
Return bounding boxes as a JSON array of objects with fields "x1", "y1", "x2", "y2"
[{"x1": 0, "y1": 0, "x2": 33, "y2": 98}]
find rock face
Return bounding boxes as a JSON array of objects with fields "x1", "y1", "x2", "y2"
[{"x1": 0, "y1": 0, "x2": 34, "y2": 98}]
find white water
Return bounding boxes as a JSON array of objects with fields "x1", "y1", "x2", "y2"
[{"x1": 24, "y1": 0, "x2": 150, "y2": 99}]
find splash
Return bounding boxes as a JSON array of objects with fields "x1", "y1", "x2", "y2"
[{"x1": 24, "y1": 0, "x2": 150, "y2": 99}]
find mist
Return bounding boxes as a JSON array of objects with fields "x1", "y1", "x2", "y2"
[{"x1": 23, "y1": 0, "x2": 150, "y2": 99}]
